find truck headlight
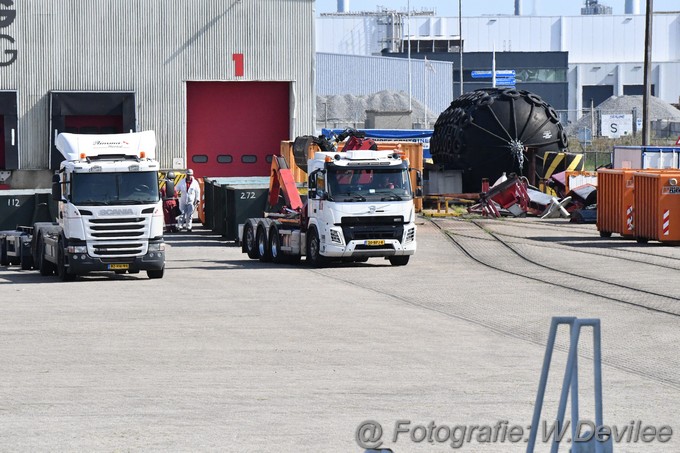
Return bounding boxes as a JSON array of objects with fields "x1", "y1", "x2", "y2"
[
  {"x1": 148, "y1": 242, "x2": 165, "y2": 252},
  {"x1": 67, "y1": 245, "x2": 87, "y2": 253},
  {"x1": 330, "y1": 229, "x2": 343, "y2": 244}
]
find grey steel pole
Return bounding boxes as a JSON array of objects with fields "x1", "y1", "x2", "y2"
[
  {"x1": 458, "y1": 0, "x2": 463, "y2": 96},
  {"x1": 642, "y1": 0, "x2": 653, "y2": 146}
]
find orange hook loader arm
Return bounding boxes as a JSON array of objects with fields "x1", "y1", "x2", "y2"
[{"x1": 268, "y1": 155, "x2": 304, "y2": 211}]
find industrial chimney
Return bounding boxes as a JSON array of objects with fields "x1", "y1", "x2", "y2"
[
  {"x1": 337, "y1": 0, "x2": 349, "y2": 13},
  {"x1": 625, "y1": 0, "x2": 641, "y2": 14},
  {"x1": 515, "y1": 0, "x2": 522, "y2": 15}
]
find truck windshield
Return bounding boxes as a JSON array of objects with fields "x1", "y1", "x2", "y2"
[
  {"x1": 71, "y1": 171, "x2": 160, "y2": 205},
  {"x1": 327, "y1": 167, "x2": 412, "y2": 202}
]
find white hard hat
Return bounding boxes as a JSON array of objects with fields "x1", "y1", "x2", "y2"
[{"x1": 186, "y1": 169, "x2": 194, "y2": 176}]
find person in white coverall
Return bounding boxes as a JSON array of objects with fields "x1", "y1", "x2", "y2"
[{"x1": 176, "y1": 169, "x2": 201, "y2": 231}]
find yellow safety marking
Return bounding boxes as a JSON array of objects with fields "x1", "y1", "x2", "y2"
[
  {"x1": 545, "y1": 153, "x2": 565, "y2": 178},
  {"x1": 567, "y1": 154, "x2": 584, "y2": 171}
]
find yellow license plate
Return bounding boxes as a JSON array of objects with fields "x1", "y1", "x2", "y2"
[
  {"x1": 365, "y1": 240, "x2": 385, "y2": 246},
  {"x1": 108, "y1": 264, "x2": 129, "y2": 270}
]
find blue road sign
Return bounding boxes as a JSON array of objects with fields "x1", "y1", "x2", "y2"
[
  {"x1": 496, "y1": 77, "x2": 517, "y2": 86},
  {"x1": 471, "y1": 69, "x2": 516, "y2": 79},
  {"x1": 471, "y1": 71, "x2": 492, "y2": 78}
]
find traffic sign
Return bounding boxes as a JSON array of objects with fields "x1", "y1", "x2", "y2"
[
  {"x1": 471, "y1": 71, "x2": 492, "y2": 79},
  {"x1": 495, "y1": 77, "x2": 516, "y2": 86},
  {"x1": 471, "y1": 69, "x2": 516, "y2": 79}
]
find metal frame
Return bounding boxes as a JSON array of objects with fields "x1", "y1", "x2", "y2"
[{"x1": 527, "y1": 317, "x2": 609, "y2": 453}]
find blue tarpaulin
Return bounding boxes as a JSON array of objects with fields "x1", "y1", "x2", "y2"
[{"x1": 321, "y1": 128, "x2": 434, "y2": 158}]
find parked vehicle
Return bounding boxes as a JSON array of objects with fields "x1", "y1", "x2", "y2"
[
  {"x1": 241, "y1": 130, "x2": 419, "y2": 266},
  {"x1": 0, "y1": 131, "x2": 165, "y2": 280}
]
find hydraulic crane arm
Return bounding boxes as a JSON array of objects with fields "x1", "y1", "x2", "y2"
[{"x1": 268, "y1": 155, "x2": 304, "y2": 212}]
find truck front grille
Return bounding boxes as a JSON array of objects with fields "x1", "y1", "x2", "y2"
[
  {"x1": 87, "y1": 216, "x2": 148, "y2": 257},
  {"x1": 340, "y1": 216, "x2": 405, "y2": 242}
]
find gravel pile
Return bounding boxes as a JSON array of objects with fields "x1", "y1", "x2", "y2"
[
  {"x1": 568, "y1": 95, "x2": 680, "y2": 134},
  {"x1": 316, "y1": 90, "x2": 437, "y2": 126}
]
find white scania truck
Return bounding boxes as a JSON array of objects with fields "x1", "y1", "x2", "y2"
[
  {"x1": 241, "y1": 145, "x2": 418, "y2": 266},
  {"x1": 6, "y1": 131, "x2": 166, "y2": 280}
]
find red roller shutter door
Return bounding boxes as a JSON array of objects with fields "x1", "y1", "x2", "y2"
[{"x1": 186, "y1": 81, "x2": 290, "y2": 178}]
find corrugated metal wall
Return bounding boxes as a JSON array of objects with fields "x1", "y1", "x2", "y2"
[{"x1": 0, "y1": 0, "x2": 315, "y2": 169}]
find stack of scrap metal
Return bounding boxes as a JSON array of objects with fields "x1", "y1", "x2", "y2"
[{"x1": 468, "y1": 174, "x2": 530, "y2": 218}]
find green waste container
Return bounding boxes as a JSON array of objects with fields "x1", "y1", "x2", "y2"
[
  {"x1": 0, "y1": 189, "x2": 56, "y2": 230},
  {"x1": 201, "y1": 177, "x2": 270, "y2": 238},
  {"x1": 225, "y1": 184, "x2": 270, "y2": 241}
]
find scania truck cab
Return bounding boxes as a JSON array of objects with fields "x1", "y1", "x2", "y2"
[{"x1": 34, "y1": 131, "x2": 165, "y2": 280}]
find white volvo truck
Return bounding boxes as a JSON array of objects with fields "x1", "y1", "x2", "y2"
[
  {"x1": 242, "y1": 148, "x2": 418, "y2": 266},
  {"x1": 30, "y1": 131, "x2": 165, "y2": 280}
]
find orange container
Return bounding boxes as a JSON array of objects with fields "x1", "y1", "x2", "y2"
[
  {"x1": 197, "y1": 177, "x2": 205, "y2": 224},
  {"x1": 633, "y1": 171, "x2": 680, "y2": 243},
  {"x1": 596, "y1": 169, "x2": 636, "y2": 238}
]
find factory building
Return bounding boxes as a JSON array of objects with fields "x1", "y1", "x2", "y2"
[
  {"x1": 316, "y1": 0, "x2": 680, "y2": 125},
  {"x1": 0, "y1": 0, "x2": 315, "y2": 189}
]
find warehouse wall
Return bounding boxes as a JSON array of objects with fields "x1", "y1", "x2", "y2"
[{"x1": 0, "y1": 0, "x2": 315, "y2": 171}]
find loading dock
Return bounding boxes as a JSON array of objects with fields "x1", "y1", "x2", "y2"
[
  {"x1": 0, "y1": 91, "x2": 18, "y2": 170},
  {"x1": 49, "y1": 91, "x2": 136, "y2": 169}
]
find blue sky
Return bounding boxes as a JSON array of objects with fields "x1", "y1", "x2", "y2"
[{"x1": 316, "y1": 0, "x2": 680, "y2": 16}]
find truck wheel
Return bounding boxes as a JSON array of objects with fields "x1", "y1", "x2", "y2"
[
  {"x1": 269, "y1": 226, "x2": 286, "y2": 264},
  {"x1": 388, "y1": 255, "x2": 410, "y2": 266},
  {"x1": 37, "y1": 236, "x2": 55, "y2": 276},
  {"x1": 0, "y1": 239, "x2": 9, "y2": 266},
  {"x1": 243, "y1": 223, "x2": 259, "y2": 259},
  {"x1": 147, "y1": 268, "x2": 164, "y2": 279},
  {"x1": 306, "y1": 227, "x2": 326, "y2": 268},
  {"x1": 20, "y1": 256, "x2": 32, "y2": 270},
  {"x1": 57, "y1": 238, "x2": 76, "y2": 282},
  {"x1": 257, "y1": 226, "x2": 271, "y2": 262}
]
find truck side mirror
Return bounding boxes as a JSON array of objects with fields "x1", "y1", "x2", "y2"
[
  {"x1": 308, "y1": 169, "x2": 318, "y2": 189},
  {"x1": 409, "y1": 168, "x2": 423, "y2": 186},
  {"x1": 51, "y1": 174, "x2": 61, "y2": 201},
  {"x1": 415, "y1": 187, "x2": 423, "y2": 197}
]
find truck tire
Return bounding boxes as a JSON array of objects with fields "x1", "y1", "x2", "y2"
[
  {"x1": 57, "y1": 238, "x2": 76, "y2": 282},
  {"x1": 257, "y1": 226, "x2": 271, "y2": 262},
  {"x1": 20, "y1": 255, "x2": 32, "y2": 270},
  {"x1": 37, "y1": 235, "x2": 55, "y2": 276},
  {"x1": 0, "y1": 238, "x2": 8, "y2": 266},
  {"x1": 388, "y1": 255, "x2": 410, "y2": 266},
  {"x1": 269, "y1": 226, "x2": 286, "y2": 264},
  {"x1": 243, "y1": 223, "x2": 259, "y2": 259},
  {"x1": 147, "y1": 268, "x2": 164, "y2": 279},
  {"x1": 306, "y1": 227, "x2": 326, "y2": 268}
]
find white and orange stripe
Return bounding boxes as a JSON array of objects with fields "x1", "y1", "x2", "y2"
[{"x1": 663, "y1": 210, "x2": 670, "y2": 236}]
